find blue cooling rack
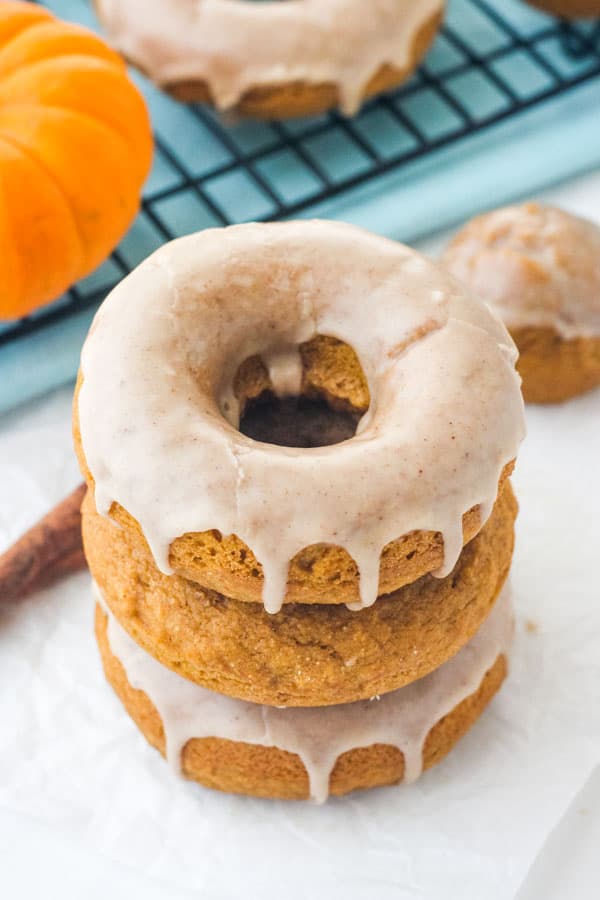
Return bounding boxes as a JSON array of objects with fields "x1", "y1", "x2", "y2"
[{"x1": 1, "y1": 0, "x2": 600, "y2": 351}]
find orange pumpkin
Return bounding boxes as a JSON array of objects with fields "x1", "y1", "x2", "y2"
[{"x1": 0, "y1": 1, "x2": 153, "y2": 319}]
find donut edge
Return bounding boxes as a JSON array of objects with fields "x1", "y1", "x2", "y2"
[
  {"x1": 95, "y1": 5, "x2": 444, "y2": 119},
  {"x1": 512, "y1": 326, "x2": 600, "y2": 404},
  {"x1": 95, "y1": 603, "x2": 508, "y2": 800}
]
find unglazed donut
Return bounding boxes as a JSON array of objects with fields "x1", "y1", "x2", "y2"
[
  {"x1": 94, "y1": 0, "x2": 445, "y2": 118},
  {"x1": 95, "y1": 583, "x2": 513, "y2": 802},
  {"x1": 74, "y1": 221, "x2": 525, "y2": 617},
  {"x1": 524, "y1": 0, "x2": 600, "y2": 18},
  {"x1": 83, "y1": 480, "x2": 516, "y2": 707},
  {"x1": 443, "y1": 203, "x2": 600, "y2": 404}
]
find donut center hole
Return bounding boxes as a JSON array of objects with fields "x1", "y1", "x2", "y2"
[
  {"x1": 240, "y1": 395, "x2": 360, "y2": 448},
  {"x1": 234, "y1": 335, "x2": 370, "y2": 449}
]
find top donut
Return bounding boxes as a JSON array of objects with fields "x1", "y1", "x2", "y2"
[
  {"x1": 74, "y1": 220, "x2": 525, "y2": 614},
  {"x1": 94, "y1": 0, "x2": 445, "y2": 118}
]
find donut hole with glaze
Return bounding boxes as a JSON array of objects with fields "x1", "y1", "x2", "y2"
[{"x1": 235, "y1": 335, "x2": 369, "y2": 448}]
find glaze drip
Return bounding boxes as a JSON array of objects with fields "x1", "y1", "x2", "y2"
[
  {"x1": 78, "y1": 221, "x2": 525, "y2": 614},
  {"x1": 95, "y1": 0, "x2": 444, "y2": 116},
  {"x1": 262, "y1": 344, "x2": 304, "y2": 399},
  {"x1": 98, "y1": 582, "x2": 514, "y2": 803}
]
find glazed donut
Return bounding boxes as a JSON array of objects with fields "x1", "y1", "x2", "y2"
[
  {"x1": 82, "y1": 480, "x2": 516, "y2": 706},
  {"x1": 74, "y1": 220, "x2": 525, "y2": 618},
  {"x1": 443, "y1": 203, "x2": 600, "y2": 404},
  {"x1": 94, "y1": 583, "x2": 513, "y2": 802},
  {"x1": 94, "y1": 0, "x2": 445, "y2": 118},
  {"x1": 524, "y1": 0, "x2": 600, "y2": 18}
]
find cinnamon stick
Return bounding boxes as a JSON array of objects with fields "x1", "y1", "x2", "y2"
[{"x1": 0, "y1": 483, "x2": 87, "y2": 603}]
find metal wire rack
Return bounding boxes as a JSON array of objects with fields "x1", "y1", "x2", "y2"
[{"x1": 2, "y1": 0, "x2": 600, "y2": 349}]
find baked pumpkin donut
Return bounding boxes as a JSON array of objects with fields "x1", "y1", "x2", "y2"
[
  {"x1": 0, "y1": 1, "x2": 152, "y2": 318},
  {"x1": 83, "y1": 475, "x2": 516, "y2": 707},
  {"x1": 76, "y1": 427, "x2": 515, "y2": 611},
  {"x1": 95, "y1": 583, "x2": 513, "y2": 801},
  {"x1": 524, "y1": 0, "x2": 600, "y2": 18},
  {"x1": 443, "y1": 203, "x2": 600, "y2": 404},
  {"x1": 74, "y1": 221, "x2": 525, "y2": 617},
  {"x1": 94, "y1": 0, "x2": 445, "y2": 118}
]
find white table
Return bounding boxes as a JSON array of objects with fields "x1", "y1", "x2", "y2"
[{"x1": 1, "y1": 171, "x2": 599, "y2": 900}]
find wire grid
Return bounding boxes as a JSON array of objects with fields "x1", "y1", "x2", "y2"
[{"x1": 2, "y1": 0, "x2": 600, "y2": 348}]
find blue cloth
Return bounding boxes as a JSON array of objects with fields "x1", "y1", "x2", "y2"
[
  {"x1": 1, "y1": 0, "x2": 600, "y2": 415},
  {"x1": 306, "y1": 80, "x2": 600, "y2": 243},
  {"x1": 0, "y1": 307, "x2": 97, "y2": 417}
]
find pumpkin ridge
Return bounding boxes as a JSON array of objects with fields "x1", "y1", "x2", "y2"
[
  {"x1": 0, "y1": 6, "x2": 53, "y2": 51},
  {"x1": 0, "y1": 132, "x2": 83, "y2": 315},
  {"x1": 0, "y1": 21, "x2": 125, "y2": 79},
  {"x1": 0, "y1": 124, "x2": 88, "y2": 272},
  {"x1": 0, "y1": 51, "x2": 125, "y2": 89},
  {"x1": 0, "y1": 100, "x2": 138, "y2": 171},
  {"x1": 0, "y1": 54, "x2": 149, "y2": 147},
  {"x1": 0, "y1": 101, "x2": 143, "y2": 273}
]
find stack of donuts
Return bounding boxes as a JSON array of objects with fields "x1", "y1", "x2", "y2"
[{"x1": 74, "y1": 220, "x2": 525, "y2": 801}]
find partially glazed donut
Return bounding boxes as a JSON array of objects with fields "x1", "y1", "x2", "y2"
[
  {"x1": 95, "y1": 583, "x2": 513, "y2": 801},
  {"x1": 94, "y1": 0, "x2": 445, "y2": 118},
  {"x1": 74, "y1": 220, "x2": 525, "y2": 615},
  {"x1": 83, "y1": 480, "x2": 516, "y2": 707},
  {"x1": 443, "y1": 203, "x2": 600, "y2": 404}
]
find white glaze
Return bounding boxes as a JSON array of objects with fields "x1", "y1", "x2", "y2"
[
  {"x1": 98, "y1": 582, "x2": 514, "y2": 803},
  {"x1": 95, "y1": 0, "x2": 444, "y2": 115},
  {"x1": 443, "y1": 203, "x2": 600, "y2": 339},
  {"x1": 78, "y1": 221, "x2": 525, "y2": 614}
]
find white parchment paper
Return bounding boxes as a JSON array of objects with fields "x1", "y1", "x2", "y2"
[{"x1": 0, "y1": 371, "x2": 599, "y2": 899}]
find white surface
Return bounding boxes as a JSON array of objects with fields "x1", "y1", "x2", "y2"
[
  {"x1": 1, "y1": 172, "x2": 600, "y2": 899},
  {"x1": 0, "y1": 808, "x2": 197, "y2": 900},
  {"x1": 517, "y1": 766, "x2": 600, "y2": 900}
]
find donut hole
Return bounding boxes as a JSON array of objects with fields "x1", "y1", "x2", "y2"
[
  {"x1": 234, "y1": 335, "x2": 370, "y2": 449},
  {"x1": 240, "y1": 396, "x2": 360, "y2": 448}
]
